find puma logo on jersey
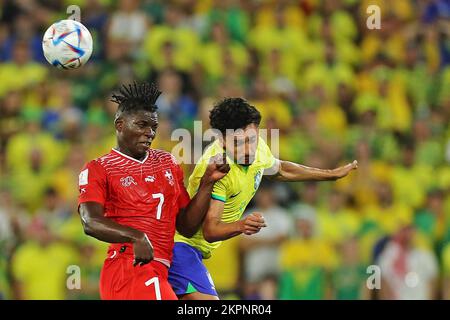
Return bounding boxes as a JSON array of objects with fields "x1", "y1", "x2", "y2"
[
  {"x1": 120, "y1": 176, "x2": 137, "y2": 187},
  {"x1": 145, "y1": 176, "x2": 155, "y2": 182}
]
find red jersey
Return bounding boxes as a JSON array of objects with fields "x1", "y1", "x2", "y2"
[{"x1": 78, "y1": 148, "x2": 190, "y2": 267}]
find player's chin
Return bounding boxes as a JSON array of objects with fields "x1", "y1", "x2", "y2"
[
  {"x1": 238, "y1": 157, "x2": 254, "y2": 166},
  {"x1": 137, "y1": 142, "x2": 151, "y2": 152}
]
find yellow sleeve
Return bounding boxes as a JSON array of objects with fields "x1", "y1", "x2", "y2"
[
  {"x1": 258, "y1": 137, "x2": 279, "y2": 175},
  {"x1": 211, "y1": 179, "x2": 228, "y2": 202},
  {"x1": 187, "y1": 151, "x2": 229, "y2": 202},
  {"x1": 187, "y1": 160, "x2": 206, "y2": 198}
]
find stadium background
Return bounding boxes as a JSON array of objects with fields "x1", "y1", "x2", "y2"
[{"x1": 0, "y1": 0, "x2": 449, "y2": 300}]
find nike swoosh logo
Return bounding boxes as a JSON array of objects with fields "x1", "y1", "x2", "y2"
[{"x1": 230, "y1": 192, "x2": 241, "y2": 198}]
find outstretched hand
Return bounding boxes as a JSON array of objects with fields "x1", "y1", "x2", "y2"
[{"x1": 333, "y1": 160, "x2": 358, "y2": 179}]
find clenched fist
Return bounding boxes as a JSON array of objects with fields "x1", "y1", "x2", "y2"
[
  {"x1": 202, "y1": 153, "x2": 230, "y2": 184},
  {"x1": 239, "y1": 212, "x2": 267, "y2": 235}
]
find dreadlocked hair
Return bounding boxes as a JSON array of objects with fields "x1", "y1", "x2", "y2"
[{"x1": 111, "y1": 82, "x2": 161, "y2": 116}]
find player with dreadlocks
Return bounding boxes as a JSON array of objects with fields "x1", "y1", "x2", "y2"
[{"x1": 78, "y1": 82, "x2": 229, "y2": 300}]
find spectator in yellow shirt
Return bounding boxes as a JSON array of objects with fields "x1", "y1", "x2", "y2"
[
  {"x1": 279, "y1": 201, "x2": 339, "y2": 299},
  {"x1": 0, "y1": 41, "x2": 47, "y2": 98},
  {"x1": 11, "y1": 217, "x2": 79, "y2": 299}
]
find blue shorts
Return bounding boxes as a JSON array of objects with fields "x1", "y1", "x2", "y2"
[{"x1": 168, "y1": 242, "x2": 217, "y2": 297}]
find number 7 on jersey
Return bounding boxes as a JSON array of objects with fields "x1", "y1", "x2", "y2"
[{"x1": 152, "y1": 193, "x2": 164, "y2": 220}]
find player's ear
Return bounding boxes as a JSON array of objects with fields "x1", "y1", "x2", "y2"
[{"x1": 115, "y1": 118, "x2": 124, "y2": 132}]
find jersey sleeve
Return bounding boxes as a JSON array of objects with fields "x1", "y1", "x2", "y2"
[
  {"x1": 175, "y1": 164, "x2": 191, "y2": 210},
  {"x1": 211, "y1": 179, "x2": 228, "y2": 202},
  {"x1": 188, "y1": 151, "x2": 229, "y2": 203},
  {"x1": 259, "y1": 137, "x2": 280, "y2": 175},
  {"x1": 78, "y1": 160, "x2": 107, "y2": 207}
]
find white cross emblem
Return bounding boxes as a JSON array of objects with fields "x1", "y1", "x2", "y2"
[
  {"x1": 120, "y1": 176, "x2": 137, "y2": 187},
  {"x1": 164, "y1": 170, "x2": 174, "y2": 186}
]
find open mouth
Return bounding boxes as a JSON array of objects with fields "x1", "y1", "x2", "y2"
[{"x1": 140, "y1": 141, "x2": 151, "y2": 148}]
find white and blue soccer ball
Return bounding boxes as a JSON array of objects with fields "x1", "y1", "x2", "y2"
[{"x1": 42, "y1": 19, "x2": 93, "y2": 69}]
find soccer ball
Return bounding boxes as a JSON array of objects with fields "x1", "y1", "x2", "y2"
[{"x1": 42, "y1": 19, "x2": 93, "y2": 69}]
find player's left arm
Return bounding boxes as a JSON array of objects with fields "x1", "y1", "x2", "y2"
[
  {"x1": 266, "y1": 159, "x2": 358, "y2": 182},
  {"x1": 176, "y1": 154, "x2": 230, "y2": 238}
]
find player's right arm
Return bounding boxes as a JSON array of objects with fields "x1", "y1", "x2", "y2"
[
  {"x1": 78, "y1": 160, "x2": 153, "y2": 266},
  {"x1": 202, "y1": 199, "x2": 266, "y2": 243},
  {"x1": 79, "y1": 202, "x2": 153, "y2": 266}
]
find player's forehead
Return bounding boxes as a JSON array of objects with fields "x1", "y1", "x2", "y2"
[
  {"x1": 227, "y1": 124, "x2": 259, "y2": 140},
  {"x1": 127, "y1": 109, "x2": 158, "y2": 123}
]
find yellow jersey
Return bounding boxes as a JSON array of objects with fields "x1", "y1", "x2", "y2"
[{"x1": 174, "y1": 137, "x2": 277, "y2": 258}]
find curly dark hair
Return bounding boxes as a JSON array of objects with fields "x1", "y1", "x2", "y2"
[
  {"x1": 209, "y1": 98, "x2": 261, "y2": 134},
  {"x1": 111, "y1": 82, "x2": 161, "y2": 119}
]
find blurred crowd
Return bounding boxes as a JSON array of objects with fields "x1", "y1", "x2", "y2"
[{"x1": 0, "y1": 0, "x2": 449, "y2": 300}]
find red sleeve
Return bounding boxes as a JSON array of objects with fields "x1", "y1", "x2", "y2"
[
  {"x1": 78, "y1": 160, "x2": 107, "y2": 206},
  {"x1": 175, "y1": 164, "x2": 190, "y2": 210}
]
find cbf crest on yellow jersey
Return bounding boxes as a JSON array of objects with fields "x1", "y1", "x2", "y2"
[{"x1": 174, "y1": 137, "x2": 278, "y2": 258}]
